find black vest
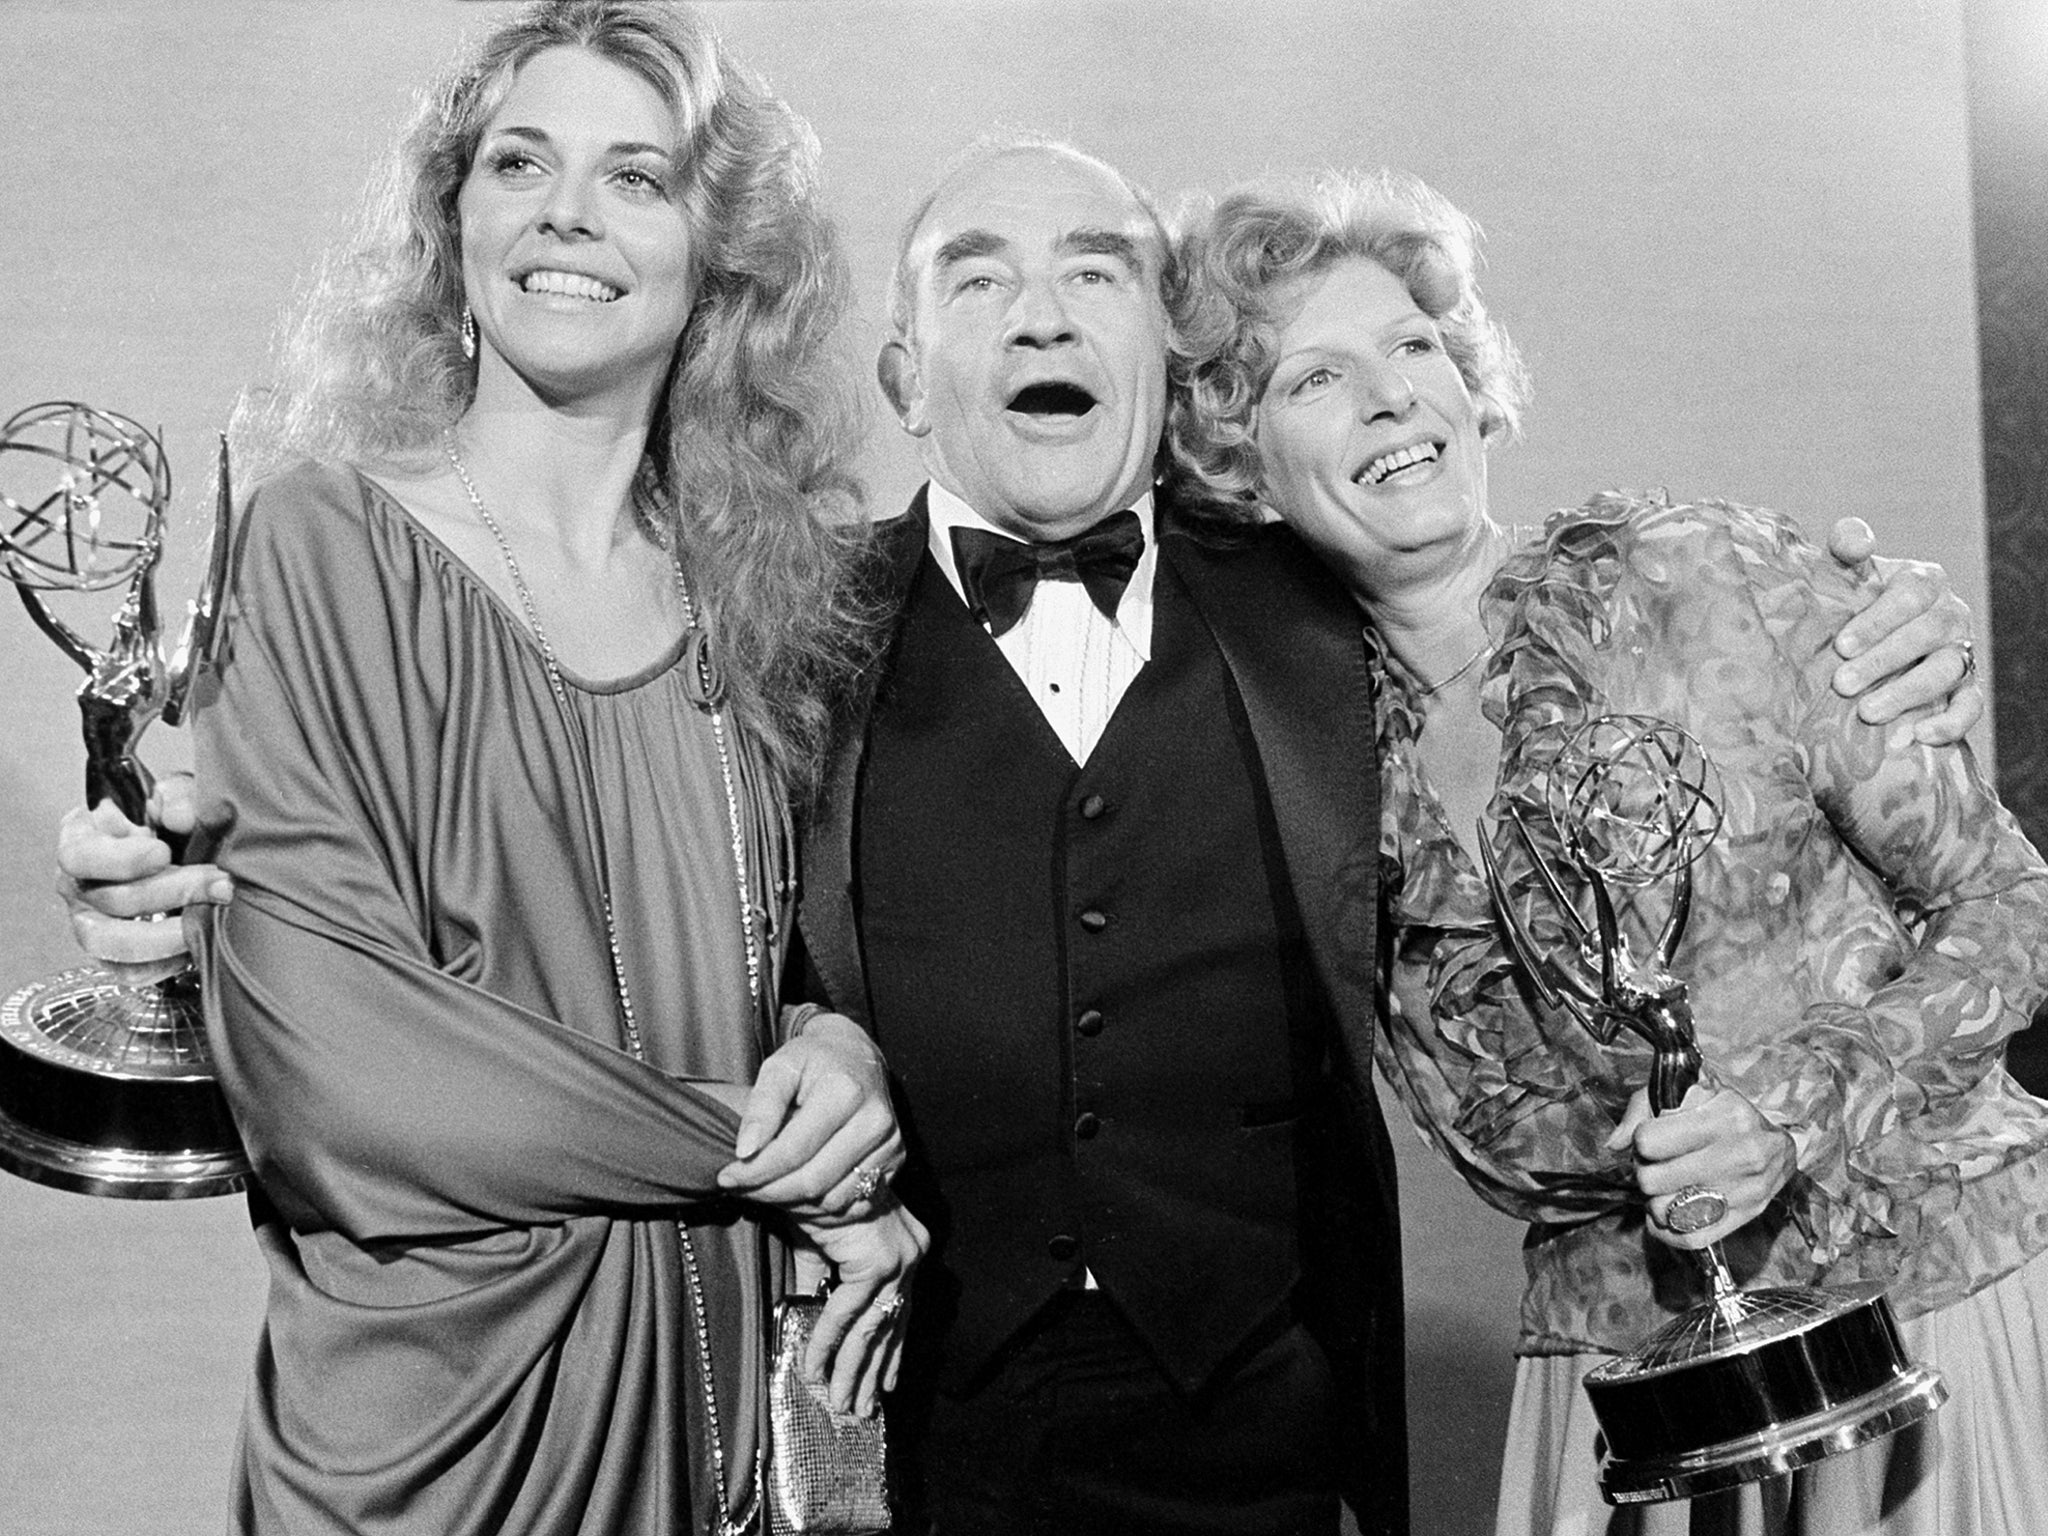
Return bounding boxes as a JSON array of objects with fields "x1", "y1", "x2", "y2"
[{"x1": 857, "y1": 547, "x2": 1338, "y2": 1391}]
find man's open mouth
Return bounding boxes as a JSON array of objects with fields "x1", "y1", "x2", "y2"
[{"x1": 1008, "y1": 382, "x2": 1098, "y2": 418}]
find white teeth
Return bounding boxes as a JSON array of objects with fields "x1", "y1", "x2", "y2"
[
  {"x1": 521, "y1": 270, "x2": 621, "y2": 302},
  {"x1": 1361, "y1": 442, "x2": 1441, "y2": 485}
]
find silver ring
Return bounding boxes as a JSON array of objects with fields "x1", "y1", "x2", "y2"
[
  {"x1": 875, "y1": 1293, "x2": 906, "y2": 1322},
  {"x1": 851, "y1": 1165, "x2": 885, "y2": 1203},
  {"x1": 1665, "y1": 1184, "x2": 1729, "y2": 1235},
  {"x1": 1958, "y1": 638, "x2": 1977, "y2": 682}
]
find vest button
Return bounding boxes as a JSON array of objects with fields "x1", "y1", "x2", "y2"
[
  {"x1": 1074, "y1": 1112, "x2": 1101, "y2": 1140},
  {"x1": 1047, "y1": 1234, "x2": 1079, "y2": 1262},
  {"x1": 1079, "y1": 794, "x2": 1107, "y2": 819},
  {"x1": 1075, "y1": 1009, "x2": 1105, "y2": 1038},
  {"x1": 1078, "y1": 908, "x2": 1109, "y2": 932}
]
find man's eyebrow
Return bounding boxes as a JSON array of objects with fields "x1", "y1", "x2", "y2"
[
  {"x1": 933, "y1": 230, "x2": 1008, "y2": 269},
  {"x1": 1056, "y1": 228, "x2": 1144, "y2": 266}
]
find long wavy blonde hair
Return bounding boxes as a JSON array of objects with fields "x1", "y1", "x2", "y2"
[{"x1": 232, "y1": 0, "x2": 876, "y2": 795}]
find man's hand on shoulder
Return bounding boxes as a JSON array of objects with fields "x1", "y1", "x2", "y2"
[{"x1": 1823, "y1": 516, "x2": 1983, "y2": 746}]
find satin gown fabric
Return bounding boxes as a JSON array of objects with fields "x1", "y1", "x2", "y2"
[{"x1": 191, "y1": 461, "x2": 785, "y2": 1536}]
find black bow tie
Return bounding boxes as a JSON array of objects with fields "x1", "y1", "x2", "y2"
[{"x1": 950, "y1": 510, "x2": 1145, "y2": 638}]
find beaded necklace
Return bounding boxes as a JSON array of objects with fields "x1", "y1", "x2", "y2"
[{"x1": 445, "y1": 432, "x2": 763, "y2": 1536}]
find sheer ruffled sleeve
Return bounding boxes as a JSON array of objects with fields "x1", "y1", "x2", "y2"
[
  {"x1": 1481, "y1": 495, "x2": 2048, "y2": 1271},
  {"x1": 1709, "y1": 510, "x2": 2048, "y2": 1266}
]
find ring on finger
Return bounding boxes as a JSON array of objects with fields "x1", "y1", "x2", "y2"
[
  {"x1": 1958, "y1": 637, "x2": 1977, "y2": 681},
  {"x1": 1664, "y1": 1184, "x2": 1729, "y2": 1235},
  {"x1": 874, "y1": 1293, "x2": 905, "y2": 1322},
  {"x1": 851, "y1": 1164, "x2": 888, "y2": 1203}
]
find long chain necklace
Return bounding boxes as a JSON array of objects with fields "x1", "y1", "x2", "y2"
[{"x1": 444, "y1": 432, "x2": 763, "y2": 1536}]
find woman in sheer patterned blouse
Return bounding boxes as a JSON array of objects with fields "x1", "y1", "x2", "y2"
[{"x1": 1167, "y1": 167, "x2": 2048, "y2": 1536}]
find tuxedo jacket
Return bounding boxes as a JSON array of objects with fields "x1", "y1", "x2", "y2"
[{"x1": 795, "y1": 486, "x2": 1406, "y2": 1530}]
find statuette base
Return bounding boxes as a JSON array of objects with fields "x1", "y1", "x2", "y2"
[
  {"x1": 0, "y1": 967, "x2": 246, "y2": 1199},
  {"x1": 1589, "y1": 1283, "x2": 1946, "y2": 1504}
]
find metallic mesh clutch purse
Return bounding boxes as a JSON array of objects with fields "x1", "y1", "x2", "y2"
[{"x1": 769, "y1": 1292, "x2": 890, "y2": 1534}]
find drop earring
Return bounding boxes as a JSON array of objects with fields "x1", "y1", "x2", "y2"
[{"x1": 460, "y1": 305, "x2": 477, "y2": 361}]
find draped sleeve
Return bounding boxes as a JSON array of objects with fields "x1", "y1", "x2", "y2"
[
  {"x1": 193, "y1": 459, "x2": 743, "y2": 1237},
  {"x1": 202, "y1": 902, "x2": 743, "y2": 1236},
  {"x1": 188, "y1": 459, "x2": 774, "y2": 1536}
]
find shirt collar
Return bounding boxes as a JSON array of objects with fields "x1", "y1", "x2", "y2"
[{"x1": 923, "y1": 479, "x2": 1157, "y2": 660}]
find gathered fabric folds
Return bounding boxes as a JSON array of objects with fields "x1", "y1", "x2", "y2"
[{"x1": 189, "y1": 461, "x2": 785, "y2": 1535}]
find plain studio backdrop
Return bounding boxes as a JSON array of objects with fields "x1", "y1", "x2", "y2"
[{"x1": 0, "y1": 3, "x2": 2014, "y2": 1533}]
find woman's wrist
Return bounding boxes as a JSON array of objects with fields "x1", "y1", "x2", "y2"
[{"x1": 779, "y1": 1004, "x2": 888, "y2": 1083}]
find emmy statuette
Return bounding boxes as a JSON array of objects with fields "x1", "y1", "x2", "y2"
[
  {"x1": 1480, "y1": 713, "x2": 1945, "y2": 1504},
  {"x1": 0, "y1": 401, "x2": 246, "y2": 1198}
]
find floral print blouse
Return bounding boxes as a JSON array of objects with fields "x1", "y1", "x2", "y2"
[{"x1": 1374, "y1": 491, "x2": 2048, "y2": 1356}]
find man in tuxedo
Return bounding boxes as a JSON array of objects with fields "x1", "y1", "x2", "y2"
[{"x1": 796, "y1": 136, "x2": 1409, "y2": 1536}]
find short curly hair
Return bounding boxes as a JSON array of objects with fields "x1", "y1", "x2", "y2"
[{"x1": 1165, "y1": 168, "x2": 1530, "y2": 521}]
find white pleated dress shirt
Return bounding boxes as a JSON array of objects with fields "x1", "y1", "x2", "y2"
[{"x1": 922, "y1": 479, "x2": 1157, "y2": 767}]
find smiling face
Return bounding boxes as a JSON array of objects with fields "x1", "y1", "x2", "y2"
[
  {"x1": 1255, "y1": 257, "x2": 1491, "y2": 599},
  {"x1": 458, "y1": 46, "x2": 696, "y2": 411},
  {"x1": 881, "y1": 148, "x2": 1169, "y2": 541}
]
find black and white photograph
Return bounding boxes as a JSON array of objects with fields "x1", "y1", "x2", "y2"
[{"x1": 3, "y1": 3, "x2": 2044, "y2": 1533}]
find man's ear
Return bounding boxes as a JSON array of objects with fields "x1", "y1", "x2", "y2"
[{"x1": 877, "y1": 340, "x2": 930, "y2": 437}]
